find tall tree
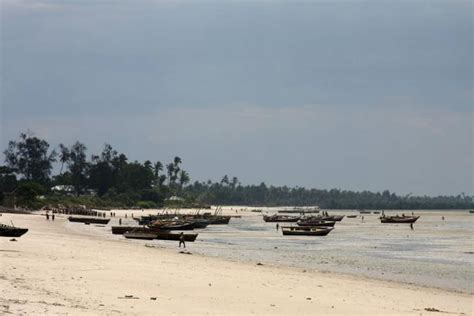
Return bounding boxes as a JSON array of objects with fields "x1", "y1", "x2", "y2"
[
  {"x1": 178, "y1": 170, "x2": 190, "y2": 190},
  {"x1": 66, "y1": 142, "x2": 88, "y2": 195},
  {"x1": 3, "y1": 132, "x2": 56, "y2": 184},
  {"x1": 58, "y1": 143, "x2": 70, "y2": 175}
]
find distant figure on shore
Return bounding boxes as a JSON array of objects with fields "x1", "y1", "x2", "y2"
[
  {"x1": 125, "y1": 214, "x2": 127, "y2": 219},
  {"x1": 361, "y1": 216, "x2": 364, "y2": 222},
  {"x1": 119, "y1": 218, "x2": 122, "y2": 225},
  {"x1": 46, "y1": 213, "x2": 49, "y2": 220},
  {"x1": 52, "y1": 214, "x2": 55, "y2": 221},
  {"x1": 276, "y1": 223, "x2": 279, "y2": 231},
  {"x1": 411, "y1": 211, "x2": 414, "y2": 216},
  {"x1": 410, "y1": 223, "x2": 414, "y2": 230},
  {"x1": 179, "y1": 232, "x2": 186, "y2": 248},
  {"x1": 442, "y1": 216, "x2": 445, "y2": 221}
]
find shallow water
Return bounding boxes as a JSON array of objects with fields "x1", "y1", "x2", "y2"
[{"x1": 155, "y1": 210, "x2": 474, "y2": 293}]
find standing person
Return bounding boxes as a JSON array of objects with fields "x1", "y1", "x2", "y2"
[
  {"x1": 119, "y1": 218, "x2": 122, "y2": 225},
  {"x1": 179, "y1": 232, "x2": 186, "y2": 248},
  {"x1": 442, "y1": 216, "x2": 445, "y2": 221},
  {"x1": 46, "y1": 213, "x2": 49, "y2": 220},
  {"x1": 410, "y1": 223, "x2": 414, "y2": 230},
  {"x1": 52, "y1": 214, "x2": 55, "y2": 221},
  {"x1": 276, "y1": 223, "x2": 279, "y2": 231}
]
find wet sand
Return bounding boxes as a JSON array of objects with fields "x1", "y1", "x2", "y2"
[{"x1": 0, "y1": 210, "x2": 472, "y2": 315}]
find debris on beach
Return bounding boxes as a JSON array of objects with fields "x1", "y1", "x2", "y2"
[
  {"x1": 118, "y1": 295, "x2": 139, "y2": 300},
  {"x1": 150, "y1": 297, "x2": 157, "y2": 300},
  {"x1": 9, "y1": 238, "x2": 17, "y2": 242},
  {"x1": 424, "y1": 307, "x2": 442, "y2": 312},
  {"x1": 306, "y1": 297, "x2": 311, "y2": 300},
  {"x1": 179, "y1": 251, "x2": 192, "y2": 255},
  {"x1": 256, "y1": 262, "x2": 263, "y2": 266}
]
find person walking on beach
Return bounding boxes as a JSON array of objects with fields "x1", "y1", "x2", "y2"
[
  {"x1": 46, "y1": 213, "x2": 49, "y2": 220},
  {"x1": 179, "y1": 232, "x2": 186, "y2": 248},
  {"x1": 52, "y1": 214, "x2": 55, "y2": 221}
]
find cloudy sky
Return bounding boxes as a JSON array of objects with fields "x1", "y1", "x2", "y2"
[{"x1": 1, "y1": 0, "x2": 472, "y2": 195}]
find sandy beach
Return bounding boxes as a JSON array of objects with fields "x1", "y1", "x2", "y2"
[{"x1": 0, "y1": 210, "x2": 472, "y2": 315}]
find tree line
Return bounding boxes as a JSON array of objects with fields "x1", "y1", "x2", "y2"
[{"x1": 1, "y1": 131, "x2": 473, "y2": 210}]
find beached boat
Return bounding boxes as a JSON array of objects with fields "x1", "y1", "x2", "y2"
[
  {"x1": 149, "y1": 221, "x2": 196, "y2": 230},
  {"x1": 469, "y1": 210, "x2": 474, "y2": 214},
  {"x1": 296, "y1": 220, "x2": 335, "y2": 227},
  {"x1": 347, "y1": 215, "x2": 357, "y2": 218},
  {"x1": 124, "y1": 231, "x2": 157, "y2": 240},
  {"x1": 380, "y1": 216, "x2": 420, "y2": 224},
  {"x1": 359, "y1": 210, "x2": 371, "y2": 214},
  {"x1": 281, "y1": 226, "x2": 333, "y2": 236},
  {"x1": 112, "y1": 226, "x2": 198, "y2": 241},
  {"x1": 68, "y1": 217, "x2": 110, "y2": 224},
  {"x1": 0, "y1": 223, "x2": 28, "y2": 237},
  {"x1": 304, "y1": 215, "x2": 344, "y2": 222},
  {"x1": 155, "y1": 231, "x2": 198, "y2": 242},
  {"x1": 263, "y1": 215, "x2": 300, "y2": 222}
]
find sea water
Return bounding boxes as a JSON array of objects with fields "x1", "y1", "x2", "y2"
[{"x1": 176, "y1": 210, "x2": 473, "y2": 294}]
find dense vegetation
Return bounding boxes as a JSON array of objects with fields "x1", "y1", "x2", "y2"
[{"x1": 1, "y1": 132, "x2": 472, "y2": 210}]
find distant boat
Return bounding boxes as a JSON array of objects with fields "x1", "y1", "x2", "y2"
[
  {"x1": 112, "y1": 226, "x2": 198, "y2": 241},
  {"x1": 346, "y1": 215, "x2": 357, "y2": 218},
  {"x1": 359, "y1": 210, "x2": 371, "y2": 214},
  {"x1": 380, "y1": 216, "x2": 419, "y2": 224},
  {"x1": 302, "y1": 215, "x2": 344, "y2": 222},
  {"x1": 68, "y1": 216, "x2": 110, "y2": 225},
  {"x1": 124, "y1": 231, "x2": 157, "y2": 240},
  {"x1": 469, "y1": 210, "x2": 474, "y2": 214},
  {"x1": 263, "y1": 215, "x2": 300, "y2": 222},
  {"x1": 281, "y1": 226, "x2": 333, "y2": 236},
  {"x1": 149, "y1": 221, "x2": 196, "y2": 230},
  {"x1": 296, "y1": 220, "x2": 335, "y2": 227},
  {"x1": 0, "y1": 223, "x2": 28, "y2": 237}
]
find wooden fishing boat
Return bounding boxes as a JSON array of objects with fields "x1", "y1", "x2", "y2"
[
  {"x1": 359, "y1": 210, "x2": 371, "y2": 214},
  {"x1": 380, "y1": 216, "x2": 420, "y2": 224},
  {"x1": 469, "y1": 210, "x2": 474, "y2": 214},
  {"x1": 155, "y1": 231, "x2": 198, "y2": 242},
  {"x1": 346, "y1": 215, "x2": 357, "y2": 218},
  {"x1": 68, "y1": 216, "x2": 110, "y2": 224},
  {"x1": 296, "y1": 220, "x2": 335, "y2": 227},
  {"x1": 112, "y1": 226, "x2": 198, "y2": 241},
  {"x1": 124, "y1": 231, "x2": 157, "y2": 240},
  {"x1": 0, "y1": 224, "x2": 28, "y2": 237},
  {"x1": 281, "y1": 226, "x2": 333, "y2": 236},
  {"x1": 149, "y1": 221, "x2": 196, "y2": 230},
  {"x1": 263, "y1": 215, "x2": 300, "y2": 222},
  {"x1": 303, "y1": 215, "x2": 344, "y2": 222},
  {"x1": 206, "y1": 216, "x2": 231, "y2": 224}
]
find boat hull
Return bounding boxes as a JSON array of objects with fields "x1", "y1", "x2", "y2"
[
  {"x1": 68, "y1": 217, "x2": 110, "y2": 224},
  {"x1": 282, "y1": 227, "x2": 333, "y2": 236},
  {"x1": 0, "y1": 226, "x2": 28, "y2": 237},
  {"x1": 380, "y1": 216, "x2": 419, "y2": 224}
]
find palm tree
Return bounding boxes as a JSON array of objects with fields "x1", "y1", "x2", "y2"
[
  {"x1": 58, "y1": 143, "x2": 70, "y2": 175},
  {"x1": 178, "y1": 170, "x2": 190, "y2": 190}
]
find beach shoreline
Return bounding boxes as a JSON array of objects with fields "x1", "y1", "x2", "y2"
[{"x1": 1, "y1": 211, "x2": 472, "y2": 315}]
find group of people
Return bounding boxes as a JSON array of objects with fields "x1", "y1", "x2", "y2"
[{"x1": 45, "y1": 212, "x2": 55, "y2": 221}]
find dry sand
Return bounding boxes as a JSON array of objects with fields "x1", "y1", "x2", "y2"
[{"x1": 0, "y1": 212, "x2": 472, "y2": 315}]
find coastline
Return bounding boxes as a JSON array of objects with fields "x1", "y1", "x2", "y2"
[{"x1": 0, "y1": 211, "x2": 472, "y2": 315}]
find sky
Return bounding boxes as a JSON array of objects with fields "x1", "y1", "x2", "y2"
[{"x1": 0, "y1": 0, "x2": 472, "y2": 196}]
